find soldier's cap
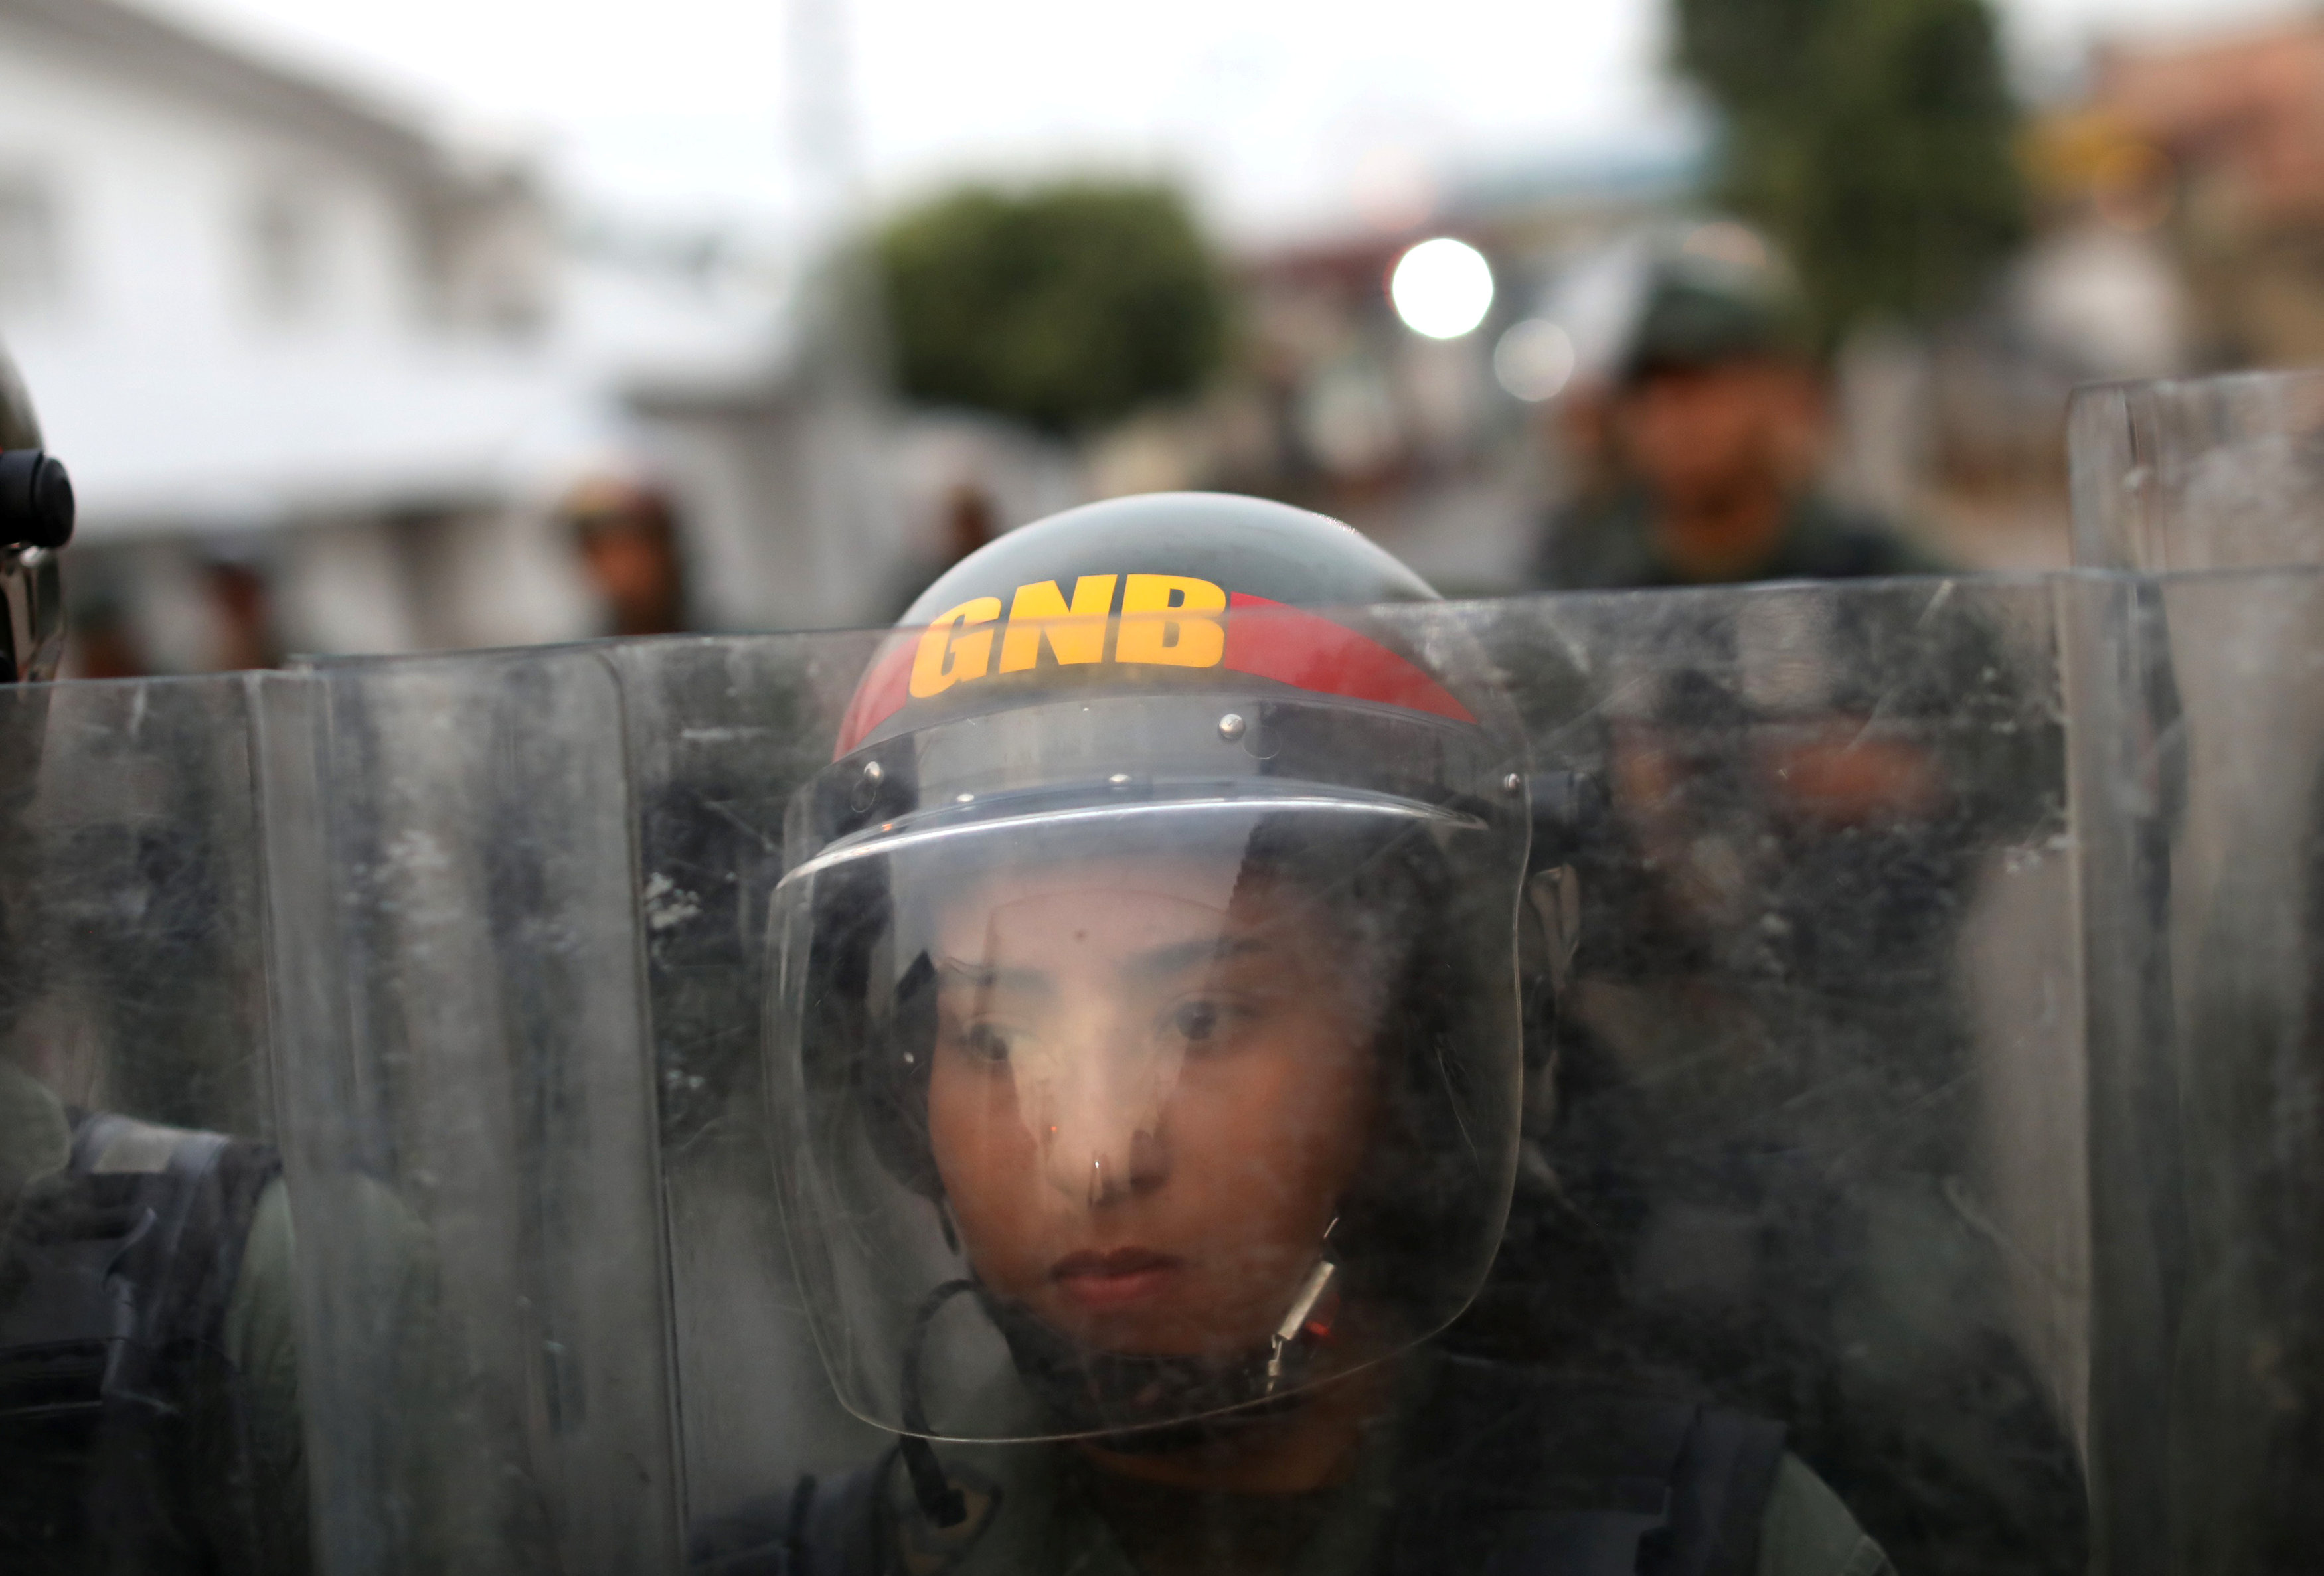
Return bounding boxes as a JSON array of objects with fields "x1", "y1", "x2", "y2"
[
  {"x1": 560, "y1": 473, "x2": 673, "y2": 538},
  {"x1": 1621, "y1": 222, "x2": 1812, "y2": 384}
]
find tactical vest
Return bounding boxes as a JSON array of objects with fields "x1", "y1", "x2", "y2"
[
  {"x1": 691, "y1": 1357, "x2": 1787, "y2": 1576},
  {"x1": 0, "y1": 1111, "x2": 280, "y2": 1575}
]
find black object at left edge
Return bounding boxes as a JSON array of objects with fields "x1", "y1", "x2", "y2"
[{"x1": 0, "y1": 449, "x2": 75, "y2": 551}]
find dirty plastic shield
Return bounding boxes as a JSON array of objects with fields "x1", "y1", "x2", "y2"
[
  {"x1": 0, "y1": 674, "x2": 293, "y2": 1573},
  {"x1": 0, "y1": 675, "x2": 278, "y2": 1137},
  {"x1": 1477, "y1": 578, "x2": 2094, "y2": 1576},
  {"x1": 262, "y1": 579, "x2": 2182, "y2": 1575},
  {"x1": 261, "y1": 648, "x2": 683, "y2": 1576},
  {"x1": 2119, "y1": 568, "x2": 2324, "y2": 1576},
  {"x1": 2068, "y1": 371, "x2": 2324, "y2": 1574},
  {"x1": 2069, "y1": 367, "x2": 2324, "y2": 572}
]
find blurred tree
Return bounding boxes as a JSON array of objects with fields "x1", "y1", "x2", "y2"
[
  {"x1": 1674, "y1": 0, "x2": 2025, "y2": 345},
  {"x1": 874, "y1": 181, "x2": 1228, "y2": 434}
]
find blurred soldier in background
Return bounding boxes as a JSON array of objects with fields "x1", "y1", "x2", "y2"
[
  {"x1": 565, "y1": 473, "x2": 694, "y2": 637},
  {"x1": 883, "y1": 477, "x2": 1001, "y2": 621},
  {"x1": 0, "y1": 343, "x2": 310, "y2": 1574},
  {"x1": 1536, "y1": 227, "x2": 1950, "y2": 591},
  {"x1": 67, "y1": 587, "x2": 149, "y2": 680},
  {"x1": 200, "y1": 538, "x2": 286, "y2": 672}
]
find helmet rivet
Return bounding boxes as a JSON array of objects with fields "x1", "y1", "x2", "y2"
[
  {"x1": 1218, "y1": 713, "x2": 1247, "y2": 742},
  {"x1": 1108, "y1": 772, "x2": 1131, "y2": 785},
  {"x1": 861, "y1": 760, "x2": 885, "y2": 786},
  {"x1": 1502, "y1": 772, "x2": 1523, "y2": 795}
]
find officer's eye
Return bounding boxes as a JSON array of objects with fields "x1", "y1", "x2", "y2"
[
  {"x1": 956, "y1": 1022, "x2": 1013, "y2": 1063},
  {"x1": 1170, "y1": 1000, "x2": 1222, "y2": 1043}
]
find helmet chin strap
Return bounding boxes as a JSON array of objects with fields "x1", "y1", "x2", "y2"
[
  {"x1": 1264, "y1": 1218, "x2": 1341, "y2": 1397},
  {"x1": 900, "y1": 1278, "x2": 979, "y2": 1527}
]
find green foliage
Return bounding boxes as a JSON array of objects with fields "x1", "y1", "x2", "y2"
[
  {"x1": 874, "y1": 181, "x2": 1229, "y2": 435},
  {"x1": 1674, "y1": 0, "x2": 2025, "y2": 343}
]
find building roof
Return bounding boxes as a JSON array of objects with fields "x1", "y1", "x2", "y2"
[
  {"x1": 20, "y1": 345, "x2": 600, "y2": 536},
  {"x1": 0, "y1": 0, "x2": 487, "y2": 197}
]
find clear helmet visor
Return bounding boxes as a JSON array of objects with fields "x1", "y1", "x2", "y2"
[{"x1": 766, "y1": 795, "x2": 1523, "y2": 1442}]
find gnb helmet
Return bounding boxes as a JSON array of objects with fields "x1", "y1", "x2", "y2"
[
  {"x1": 0, "y1": 345, "x2": 74, "y2": 684},
  {"x1": 767, "y1": 493, "x2": 1528, "y2": 1451}
]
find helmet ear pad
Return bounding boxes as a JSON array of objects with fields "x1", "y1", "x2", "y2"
[
  {"x1": 1293, "y1": 823, "x2": 1519, "y2": 1335},
  {"x1": 799, "y1": 862, "x2": 947, "y2": 1205},
  {"x1": 869, "y1": 948, "x2": 945, "y2": 1202}
]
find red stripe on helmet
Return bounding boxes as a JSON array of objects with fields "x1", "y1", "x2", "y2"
[
  {"x1": 835, "y1": 633, "x2": 918, "y2": 758},
  {"x1": 1222, "y1": 594, "x2": 1475, "y2": 723},
  {"x1": 834, "y1": 591, "x2": 1474, "y2": 759}
]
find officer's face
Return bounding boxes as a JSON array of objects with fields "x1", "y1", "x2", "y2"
[{"x1": 924, "y1": 855, "x2": 1380, "y2": 1361}]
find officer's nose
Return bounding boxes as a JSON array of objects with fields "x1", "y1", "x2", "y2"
[
  {"x1": 1063, "y1": 1127, "x2": 1167, "y2": 1207},
  {"x1": 1033, "y1": 1025, "x2": 1174, "y2": 1208}
]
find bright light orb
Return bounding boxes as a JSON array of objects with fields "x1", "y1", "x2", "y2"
[
  {"x1": 1493, "y1": 319, "x2": 1578, "y2": 402},
  {"x1": 1390, "y1": 238, "x2": 1494, "y2": 339}
]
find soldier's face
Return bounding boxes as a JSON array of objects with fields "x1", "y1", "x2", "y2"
[
  {"x1": 1623, "y1": 359, "x2": 1823, "y2": 514},
  {"x1": 924, "y1": 856, "x2": 1380, "y2": 1360}
]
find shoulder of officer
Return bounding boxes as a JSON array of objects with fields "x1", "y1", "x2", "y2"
[
  {"x1": 1387, "y1": 1353, "x2": 1888, "y2": 1576},
  {"x1": 1538, "y1": 489, "x2": 1665, "y2": 591},
  {"x1": 1780, "y1": 497, "x2": 1953, "y2": 581}
]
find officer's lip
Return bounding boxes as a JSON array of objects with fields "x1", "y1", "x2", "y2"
[{"x1": 1050, "y1": 1248, "x2": 1182, "y2": 1310}]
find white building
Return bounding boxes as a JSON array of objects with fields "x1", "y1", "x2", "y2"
[{"x1": 0, "y1": 0, "x2": 923, "y2": 670}]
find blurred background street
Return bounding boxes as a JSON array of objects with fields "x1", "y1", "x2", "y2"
[{"x1": 0, "y1": 0, "x2": 2315, "y2": 669}]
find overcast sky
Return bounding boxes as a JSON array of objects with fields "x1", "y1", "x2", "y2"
[{"x1": 144, "y1": 0, "x2": 2318, "y2": 240}]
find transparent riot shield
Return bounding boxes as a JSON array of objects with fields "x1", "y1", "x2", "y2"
[
  {"x1": 266, "y1": 635, "x2": 903, "y2": 1576},
  {"x1": 0, "y1": 676, "x2": 276, "y2": 1133},
  {"x1": 2069, "y1": 368, "x2": 2324, "y2": 572},
  {"x1": 261, "y1": 647, "x2": 695, "y2": 1576},
  {"x1": 0, "y1": 672, "x2": 305, "y2": 1573},
  {"x1": 604, "y1": 633, "x2": 896, "y2": 1512},
  {"x1": 2128, "y1": 566, "x2": 2324, "y2": 1576},
  {"x1": 1474, "y1": 578, "x2": 2092, "y2": 1576},
  {"x1": 2067, "y1": 370, "x2": 2324, "y2": 1575},
  {"x1": 274, "y1": 575, "x2": 2116, "y2": 1576}
]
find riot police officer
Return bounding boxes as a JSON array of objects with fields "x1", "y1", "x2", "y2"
[
  {"x1": 0, "y1": 344, "x2": 309, "y2": 1574},
  {"x1": 693, "y1": 493, "x2": 1894, "y2": 1575}
]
